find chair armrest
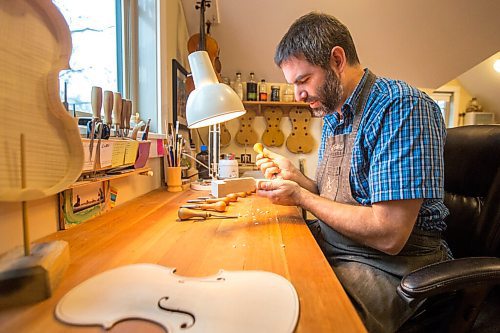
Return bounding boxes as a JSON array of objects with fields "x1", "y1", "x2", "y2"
[{"x1": 397, "y1": 257, "x2": 500, "y2": 305}]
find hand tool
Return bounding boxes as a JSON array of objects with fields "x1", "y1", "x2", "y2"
[
  {"x1": 92, "y1": 121, "x2": 103, "y2": 176},
  {"x1": 131, "y1": 120, "x2": 145, "y2": 140},
  {"x1": 254, "y1": 142, "x2": 280, "y2": 178},
  {"x1": 225, "y1": 193, "x2": 239, "y2": 202},
  {"x1": 88, "y1": 86, "x2": 102, "y2": 161},
  {"x1": 181, "y1": 200, "x2": 227, "y2": 212},
  {"x1": 253, "y1": 142, "x2": 266, "y2": 156},
  {"x1": 102, "y1": 90, "x2": 113, "y2": 139},
  {"x1": 141, "y1": 118, "x2": 151, "y2": 141},
  {"x1": 178, "y1": 208, "x2": 238, "y2": 221},
  {"x1": 187, "y1": 197, "x2": 231, "y2": 205},
  {"x1": 120, "y1": 98, "x2": 126, "y2": 138},
  {"x1": 123, "y1": 100, "x2": 132, "y2": 137},
  {"x1": 113, "y1": 92, "x2": 122, "y2": 138}
]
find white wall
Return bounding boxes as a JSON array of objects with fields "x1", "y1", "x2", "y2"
[{"x1": 216, "y1": 116, "x2": 322, "y2": 180}]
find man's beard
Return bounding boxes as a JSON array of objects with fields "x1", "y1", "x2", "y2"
[{"x1": 307, "y1": 68, "x2": 343, "y2": 117}]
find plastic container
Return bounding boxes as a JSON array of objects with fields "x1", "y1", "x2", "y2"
[
  {"x1": 195, "y1": 145, "x2": 210, "y2": 179},
  {"x1": 218, "y1": 159, "x2": 239, "y2": 179}
]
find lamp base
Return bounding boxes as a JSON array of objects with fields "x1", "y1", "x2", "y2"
[
  {"x1": 0, "y1": 240, "x2": 70, "y2": 308},
  {"x1": 211, "y1": 177, "x2": 256, "y2": 198}
]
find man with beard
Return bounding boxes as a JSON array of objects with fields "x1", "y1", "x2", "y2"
[{"x1": 256, "y1": 12, "x2": 451, "y2": 333}]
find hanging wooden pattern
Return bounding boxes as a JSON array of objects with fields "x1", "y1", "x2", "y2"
[
  {"x1": 235, "y1": 109, "x2": 258, "y2": 146},
  {"x1": 286, "y1": 108, "x2": 315, "y2": 154},
  {"x1": 220, "y1": 122, "x2": 231, "y2": 147},
  {"x1": 262, "y1": 107, "x2": 285, "y2": 147}
]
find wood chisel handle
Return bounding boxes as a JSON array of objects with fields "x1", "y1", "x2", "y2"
[
  {"x1": 178, "y1": 208, "x2": 209, "y2": 220},
  {"x1": 205, "y1": 197, "x2": 231, "y2": 205},
  {"x1": 124, "y1": 100, "x2": 132, "y2": 130},
  {"x1": 113, "y1": 92, "x2": 122, "y2": 128},
  {"x1": 253, "y1": 142, "x2": 266, "y2": 156},
  {"x1": 91, "y1": 86, "x2": 102, "y2": 120},
  {"x1": 178, "y1": 208, "x2": 237, "y2": 221},
  {"x1": 103, "y1": 90, "x2": 113, "y2": 125},
  {"x1": 225, "y1": 193, "x2": 239, "y2": 202},
  {"x1": 193, "y1": 201, "x2": 227, "y2": 212},
  {"x1": 187, "y1": 197, "x2": 231, "y2": 205},
  {"x1": 120, "y1": 98, "x2": 126, "y2": 132}
]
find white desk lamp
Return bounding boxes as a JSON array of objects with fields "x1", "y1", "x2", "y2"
[{"x1": 186, "y1": 51, "x2": 246, "y2": 181}]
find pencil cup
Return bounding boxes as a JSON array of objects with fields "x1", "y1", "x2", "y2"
[{"x1": 166, "y1": 167, "x2": 182, "y2": 192}]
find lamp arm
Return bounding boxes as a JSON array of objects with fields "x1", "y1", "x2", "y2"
[{"x1": 181, "y1": 152, "x2": 210, "y2": 170}]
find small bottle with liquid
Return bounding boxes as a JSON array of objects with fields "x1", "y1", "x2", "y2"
[
  {"x1": 233, "y1": 72, "x2": 244, "y2": 100},
  {"x1": 246, "y1": 72, "x2": 257, "y2": 101},
  {"x1": 259, "y1": 79, "x2": 268, "y2": 101},
  {"x1": 283, "y1": 84, "x2": 294, "y2": 102}
]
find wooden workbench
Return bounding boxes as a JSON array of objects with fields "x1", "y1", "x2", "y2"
[{"x1": 0, "y1": 189, "x2": 366, "y2": 333}]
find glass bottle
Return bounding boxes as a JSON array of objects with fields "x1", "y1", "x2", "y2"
[
  {"x1": 259, "y1": 79, "x2": 268, "y2": 101},
  {"x1": 246, "y1": 72, "x2": 257, "y2": 101},
  {"x1": 233, "y1": 72, "x2": 244, "y2": 100},
  {"x1": 195, "y1": 145, "x2": 210, "y2": 179},
  {"x1": 283, "y1": 84, "x2": 294, "y2": 102}
]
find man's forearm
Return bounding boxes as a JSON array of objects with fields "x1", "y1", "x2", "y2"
[
  {"x1": 297, "y1": 189, "x2": 421, "y2": 255},
  {"x1": 293, "y1": 172, "x2": 318, "y2": 194}
]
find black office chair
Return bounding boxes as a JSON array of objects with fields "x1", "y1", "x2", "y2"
[{"x1": 397, "y1": 125, "x2": 500, "y2": 333}]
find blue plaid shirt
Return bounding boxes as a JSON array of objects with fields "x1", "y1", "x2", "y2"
[{"x1": 318, "y1": 69, "x2": 449, "y2": 232}]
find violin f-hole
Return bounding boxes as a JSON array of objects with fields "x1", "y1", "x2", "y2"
[{"x1": 157, "y1": 296, "x2": 196, "y2": 329}]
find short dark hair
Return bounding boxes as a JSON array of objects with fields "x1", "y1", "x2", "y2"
[{"x1": 274, "y1": 12, "x2": 360, "y2": 69}]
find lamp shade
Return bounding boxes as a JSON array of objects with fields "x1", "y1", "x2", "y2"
[{"x1": 186, "y1": 51, "x2": 246, "y2": 128}]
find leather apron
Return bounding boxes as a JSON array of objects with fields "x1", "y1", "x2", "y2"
[{"x1": 310, "y1": 70, "x2": 449, "y2": 333}]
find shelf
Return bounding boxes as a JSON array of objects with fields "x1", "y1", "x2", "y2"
[
  {"x1": 243, "y1": 101, "x2": 309, "y2": 107},
  {"x1": 70, "y1": 167, "x2": 152, "y2": 189},
  {"x1": 242, "y1": 101, "x2": 314, "y2": 117}
]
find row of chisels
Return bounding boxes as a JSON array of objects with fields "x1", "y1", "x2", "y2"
[
  {"x1": 86, "y1": 86, "x2": 150, "y2": 173},
  {"x1": 178, "y1": 191, "x2": 252, "y2": 221}
]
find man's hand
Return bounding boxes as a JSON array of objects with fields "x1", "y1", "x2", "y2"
[
  {"x1": 256, "y1": 179, "x2": 303, "y2": 206},
  {"x1": 255, "y1": 148, "x2": 300, "y2": 180}
]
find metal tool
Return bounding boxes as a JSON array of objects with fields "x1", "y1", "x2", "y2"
[
  {"x1": 178, "y1": 208, "x2": 238, "y2": 221},
  {"x1": 181, "y1": 201, "x2": 227, "y2": 212},
  {"x1": 187, "y1": 197, "x2": 231, "y2": 205}
]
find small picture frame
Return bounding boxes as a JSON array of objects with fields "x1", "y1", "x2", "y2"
[{"x1": 172, "y1": 58, "x2": 189, "y2": 128}]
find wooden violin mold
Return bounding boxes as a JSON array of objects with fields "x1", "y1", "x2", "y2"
[
  {"x1": 286, "y1": 108, "x2": 315, "y2": 154},
  {"x1": 235, "y1": 109, "x2": 258, "y2": 146},
  {"x1": 262, "y1": 107, "x2": 285, "y2": 147},
  {"x1": 0, "y1": 0, "x2": 84, "y2": 201},
  {"x1": 219, "y1": 122, "x2": 231, "y2": 147}
]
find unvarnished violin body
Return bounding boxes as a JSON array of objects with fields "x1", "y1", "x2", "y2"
[
  {"x1": 55, "y1": 263, "x2": 299, "y2": 333},
  {"x1": 0, "y1": 0, "x2": 84, "y2": 201}
]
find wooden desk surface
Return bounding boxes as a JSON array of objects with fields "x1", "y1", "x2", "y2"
[{"x1": 0, "y1": 189, "x2": 366, "y2": 333}]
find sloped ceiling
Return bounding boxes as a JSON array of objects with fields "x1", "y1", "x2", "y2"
[{"x1": 181, "y1": 0, "x2": 500, "y2": 117}]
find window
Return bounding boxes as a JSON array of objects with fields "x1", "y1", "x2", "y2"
[
  {"x1": 53, "y1": 0, "x2": 122, "y2": 115},
  {"x1": 431, "y1": 91, "x2": 454, "y2": 127}
]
